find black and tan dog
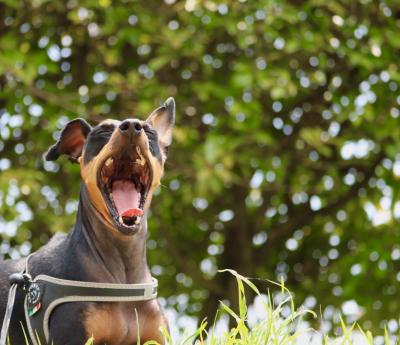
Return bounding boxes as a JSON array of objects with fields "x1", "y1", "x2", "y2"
[{"x1": 0, "y1": 98, "x2": 175, "y2": 344}]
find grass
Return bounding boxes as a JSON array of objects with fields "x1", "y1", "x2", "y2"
[{"x1": 130, "y1": 269, "x2": 395, "y2": 345}]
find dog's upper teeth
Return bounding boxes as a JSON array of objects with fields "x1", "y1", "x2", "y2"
[
  {"x1": 136, "y1": 155, "x2": 145, "y2": 166},
  {"x1": 135, "y1": 148, "x2": 146, "y2": 166},
  {"x1": 105, "y1": 157, "x2": 113, "y2": 167},
  {"x1": 134, "y1": 216, "x2": 141, "y2": 225}
]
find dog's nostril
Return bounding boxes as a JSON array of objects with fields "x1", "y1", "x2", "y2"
[
  {"x1": 133, "y1": 122, "x2": 142, "y2": 132},
  {"x1": 119, "y1": 120, "x2": 141, "y2": 133},
  {"x1": 119, "y1": 121, "x2": 130, "y2": 132}
]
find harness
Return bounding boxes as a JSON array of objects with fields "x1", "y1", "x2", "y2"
[{"x1": 0, "y1": 256, "x2": 158, "y2": 345}]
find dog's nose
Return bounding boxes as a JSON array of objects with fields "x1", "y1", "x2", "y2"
[{"x1": 119, "y1": 120, "x2": 142, "y2": 134}]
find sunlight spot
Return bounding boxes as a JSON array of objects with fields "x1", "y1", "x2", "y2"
[
  {"x1": 310, "y1": 195, "x2": 321, "y2": 211},
  {"x1": 219, "y1": 209, "x2": 234, "y2": 222},
  {"x1": 332, "y1": 15, "x2": 344, "y2": 26},
  {"x1": 350, "y1": 264, "x2": 362, "y2": 276}
]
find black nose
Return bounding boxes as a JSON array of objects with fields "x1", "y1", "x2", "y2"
[{"x1": 119, "y1": 120, "x2": 142, "y2": 134}]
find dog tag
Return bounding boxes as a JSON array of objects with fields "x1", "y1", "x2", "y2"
[
  {"x1": 27, "y1": 283, "x2": 41, "y2": 305},
  {"x1": 27, "y1": 283, "x2": 44, "y2": 317}
]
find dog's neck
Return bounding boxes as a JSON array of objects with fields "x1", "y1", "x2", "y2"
[{"x1": 68, "y1": 185, "x2": 151, "y2": 284}]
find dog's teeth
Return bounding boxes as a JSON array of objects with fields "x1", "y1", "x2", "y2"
[
  {"x1": 136, "y1": 156, "x2": 145, "y2": 166},
  {"x1": 118, "y1": 215, "x2": 141, "y2": 226},
  {"x1": 105, "y1": 157, "x2": 113, "y2": 167},
  {"x1": 135, "y1": 148, "x2": 146, "y2": 166}
]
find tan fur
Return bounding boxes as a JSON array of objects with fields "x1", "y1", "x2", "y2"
[
  {"x1": 84, "y1": 300, "x2": 167, "y2": 345},
  {"x1": 79, "y1": 119, "x2": 165, "y2": 237}
]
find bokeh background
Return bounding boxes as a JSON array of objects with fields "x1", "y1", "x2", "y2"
[{"x1": 1, "y1": 0, "x2": 400, "y2": 337}]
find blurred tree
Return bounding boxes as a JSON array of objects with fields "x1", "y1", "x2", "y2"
[{"x1": 1, "y1": 0, "x2": 400, "y2": 333}]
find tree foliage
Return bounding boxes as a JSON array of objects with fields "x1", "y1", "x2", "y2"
[{"x1": 1, "y1": 0, "x2": 400, "y2": 333}]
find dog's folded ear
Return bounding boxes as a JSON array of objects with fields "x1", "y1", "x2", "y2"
[
  {"x1": 146, "y1": 97, "x2": 175, "y2": 150},
  {"x1": 44, "y1": 118, "x2": 92, "y2": 163}
]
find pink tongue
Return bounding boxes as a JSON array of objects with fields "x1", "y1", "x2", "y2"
[{"x1": 112, "y1": 180, "x2": 143, "y2": 217}]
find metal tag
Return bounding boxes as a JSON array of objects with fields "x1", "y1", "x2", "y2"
[{"x1": 27, "y1": 283, "x2": 43, "y2": 308}]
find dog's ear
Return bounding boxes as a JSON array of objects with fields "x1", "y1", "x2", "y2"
[
  {"x1": 44, "y1": 118, "x2": 92, "y2": 163},
  {"x1": 146, "y1": 97, "x2": 175, "y2": 150}
]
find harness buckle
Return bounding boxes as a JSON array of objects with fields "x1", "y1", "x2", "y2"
[
  {"x1": 22, "y1": 273, "x2": 33, "y2": 292},
  {"x1": 9, "y1": 272, "x2": 33, "y2": 292}
]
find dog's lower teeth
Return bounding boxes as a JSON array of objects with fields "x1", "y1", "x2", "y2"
[{"x1": 118, "y1": 215, "x2": 141, "y2": 227}]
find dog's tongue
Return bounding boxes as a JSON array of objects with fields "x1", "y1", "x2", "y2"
[{"x1": 112, "y1": 180, "x2": 143, "y2": 217}]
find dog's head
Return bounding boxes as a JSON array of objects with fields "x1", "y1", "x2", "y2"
[{"x1": 45, "y1": 98, "x2": 175, "y2": 235}]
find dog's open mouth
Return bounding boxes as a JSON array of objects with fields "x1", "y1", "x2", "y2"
[{"x1": 98, "y1": 148, "x2": 152, "y2": 234}]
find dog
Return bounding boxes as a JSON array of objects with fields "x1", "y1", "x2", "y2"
[{"x1": 0, "y1": 98, "x2": 175, "y2": 345}]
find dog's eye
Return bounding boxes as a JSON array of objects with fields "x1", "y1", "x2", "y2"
[
  {"x1": 143, "y1": 126, "x2": 157, "y2": 144},
  {"x1": 83, "y1": 126, "x2": 114, "y2": 164},
  {"x1": 143, "y1": 126, "x2": 162, "y2": 160},
  {"x1": 93, "y1": 126, "x2": 114, "y2": 138}
]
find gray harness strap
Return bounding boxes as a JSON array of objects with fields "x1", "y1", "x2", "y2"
[
  {"x1": 24, "y1": 275, "x2": 158, "y2": 345},
  {"x1": 0, "y1": 254, "x2": 33, "y2": 345},
  {"x1": 0, "y1": 256, "x2": 158, "y2": 345},
  {"x1": 0, "y1": 284, "x2": 18, "y2": 345}
]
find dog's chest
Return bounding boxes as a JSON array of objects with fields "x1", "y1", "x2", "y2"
[{"x1": 84, "y1": 300, "x2": 166, "y2": 345}]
